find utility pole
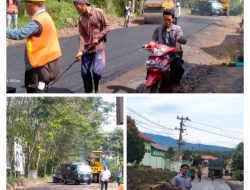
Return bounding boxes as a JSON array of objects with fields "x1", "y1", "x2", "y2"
[{"x1": 175, "y1": 116, "x2": 190, "y2": 162}]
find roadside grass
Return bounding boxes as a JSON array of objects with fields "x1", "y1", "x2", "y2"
[
  {"x1": 17, "y1": 0, "x2": 124, "y2": 29},
  {"x1": 218, "y1": 48, "x2": 243, "y2": 65},
  {"x1": 7, "y1": 175, "x2": 51, "y2": 188}
]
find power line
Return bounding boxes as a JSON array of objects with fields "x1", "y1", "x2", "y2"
[
  {"x1": 184, "y1": 124, "x2": 243, "y2": 141},
  {"x1": 134, "y1": 119, "x2": 177, "y2": 136},
  {"x1": 191, "y1": 120, "x2": 242, "y2": 134},
  {"x1": 136, "y1": 124, "x2": 168, "y2": 135},
  {"x1": 127, "y1": 106, "x2": 175, "y2": 131},
  {"x1": 133, "y1": 118, "x2": 176, "y2": 134}
]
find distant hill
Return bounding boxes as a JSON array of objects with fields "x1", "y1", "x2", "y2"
[{"x1": 144, "y1": 133, "x2": 234, "y2": 152}]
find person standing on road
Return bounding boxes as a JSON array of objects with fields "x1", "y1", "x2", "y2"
[
  {"x1": 100, "y1": 165, "x2": 111, "y2": 190},
  {"x1": 116, "y1": 166, "x2": 122, "y2": 186},
  {"x1": 7, "y1": 0, "x2": 20, "y2": 29},
  {"x1": 124, "y1": 1, "x2": 132, "y2": 27},
  {"x1": 145, "y1": 9, "x2": 184, "y2": 92},
  {"x1": 197, "y1": 168, "x2": 202, "y2": 182},
  {"x1": 210, "y1": 170, "x2": 215, "y2": 181},
  {"x1": 191, "y1": 168, "x2": 195, "y2": 181},
  {"x1": 174, "y1": 2, "x2": 181, "y2": 25},
  {"x1": 172, "y1": 164, "x2": 192, "y2": 190},
  {"x1": 6, "y1": 0, "x2": 61, "y2": 93},
  {"x1": 73, "y1": 0, "x2": 111, "y2": 93}
]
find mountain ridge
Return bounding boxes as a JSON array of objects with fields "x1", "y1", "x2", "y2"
[{"x1": 144, "y1": 133, "x2": 234, "y2": 152}]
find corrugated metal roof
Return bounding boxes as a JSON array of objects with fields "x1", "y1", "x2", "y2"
[
  {"x1": 202, "y1": 155, "x2": 218, "y2": 160},
  {"x1": 151, "y1": 143, "x2": 166, "y2": 152},
  {"x1": 139, "y1": 132, "x2": 155, "y2": 143}
]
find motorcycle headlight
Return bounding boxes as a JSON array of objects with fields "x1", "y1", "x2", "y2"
[{"x1": 153, "y1": 48, "x2": 165, "y2": 56}]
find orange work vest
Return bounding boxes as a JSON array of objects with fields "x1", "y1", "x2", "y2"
[
  {"x1": 7, "y1": 0, "x2": 18, "y2": 14},
  {"x1": 27, "y1": 12, "x2": 61, "y2": 68}
]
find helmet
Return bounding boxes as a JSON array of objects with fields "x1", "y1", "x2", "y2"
[
  {"x1": 129, "y1": 1, "x2": 132, "y2": 4},
  {"x1": 176, "y1": 2, "x2": 180, "y2": 6}
]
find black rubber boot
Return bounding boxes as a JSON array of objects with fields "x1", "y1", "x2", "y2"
[
  {"x1": 83, "y1": 79, "x2": 93, "y2": 93},
  {"x1": 93, "y1": 73, "x2": 101, "y2": 93}
]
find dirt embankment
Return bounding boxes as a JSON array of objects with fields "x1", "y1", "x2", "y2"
[
  {"x1": 127, "y1": 167, "x2": 177, "y2": 190},
  {"x1": 179, "y1": 16, "x2": 244, "y2": 93}
]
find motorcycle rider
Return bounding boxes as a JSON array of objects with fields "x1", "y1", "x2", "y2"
[{"x1": 146, "y1": 9, "x2": 184, "y2": 92}]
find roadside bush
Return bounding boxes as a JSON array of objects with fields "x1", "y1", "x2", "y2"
[
  {"x1": 46, "y1": 1, "x2": 79, "y2": 28},
  {"x1": 232, "y1": 170, "x2": 244, "y2": 181},
  {"x1": 7, "y1": 176, "x2": 26, "y2": 186},
  {"x1": 17, "y1": 0, "x2": 124, "y2": 28}
]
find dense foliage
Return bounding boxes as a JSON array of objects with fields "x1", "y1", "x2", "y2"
[
  {"x1": 232, "y1": 142, "x2": 243, "y2": 170},
  {"x1": 7, "y1": 97, "x2": 122, "y2": 179},
  {"x1": 17, "y1": 0, "x2": 126, "y2": 28},
  {"x1": 127, "y1": 116, "x2": 145, "y2": 164}
]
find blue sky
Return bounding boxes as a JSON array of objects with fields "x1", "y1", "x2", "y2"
[{"x1": 127, "y1": 95, "x2": 243, "y2": 148}]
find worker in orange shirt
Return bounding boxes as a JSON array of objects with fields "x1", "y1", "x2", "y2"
[{"x1": 6, "y1": 0, "x2": 61, "y2": 93}]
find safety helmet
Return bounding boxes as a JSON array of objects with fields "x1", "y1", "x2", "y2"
[
  {"x1": 129, "y1": 1, "x2": 132, "y2": 4},
  {"x1": 176, "y1": 2, "x2": 180, "y2": 6}
]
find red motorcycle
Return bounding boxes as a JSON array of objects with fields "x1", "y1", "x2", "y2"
[{"x1": 142, "y1": 38, "x2": 186, "y2": 93}]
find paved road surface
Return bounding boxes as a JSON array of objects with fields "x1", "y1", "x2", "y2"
[
  {"x1": 15, "y1": 182, "x2": 119, "y2": 190},
  {"x1": 7, "y1": 15, "x2": 223, "y2": 93},
  {"x1": 192, "y1": 177, "x2": 231, "y2": 190}
]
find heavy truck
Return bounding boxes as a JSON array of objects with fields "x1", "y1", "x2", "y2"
[
  {"x1": 89, "y1": 150, "x2": 103, "y2": 183},
  {"x1": 143, "y1": 0, "x2": 175, "y2": 24},
  {"x1": 219, "y1": 0, "x2": 230, "y2": 16},
  {"x1": 208, "y1": 159, "x2": 224, "y2": 178}
]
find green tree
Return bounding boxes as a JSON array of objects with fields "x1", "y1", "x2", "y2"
[
  {"x1": 166, "y1": 147, "x2": 175, "y2": 160},
  {"x1": 7, "y1": 97, "x2": 115, "y2": 179},
  {"x1": 232, "y1": 142, "x2": 243, "y2": 170},
  {"x1": 102, "y1": 128, "x2": 123, "y2": 165},
  {"x1": 127, "y1": 116, "x2": 145, "y2": 164},
  {"x1": 192, "y1": 154, "x2": 202, "y2": 167}
]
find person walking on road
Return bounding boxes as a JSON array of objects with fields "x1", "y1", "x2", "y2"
[
  {"x1": 124, "y1": 1, "x2": 132, "y2": 27},
  {"x1": 197, "y1": 168, "x2": 202, "y2": 182},
  {"x1": 100, "y1": 165, "x2": 111, "y2": 190},
  {"x1": 7, "y1": 0, "x2": 20, "y2": 29},
  {"x1": 116, "y1": 166, "x2": 122, "y2": 186},
  {"x1": 191, "y1": 168, "x2": 195, "y2": 181},
  {"x1": 73, "y1": 0, "x2": 111, "y2": 93},
  {"x1": 210, "y1": 170, "x2": 215, "y2": 181},
  {"x1": 6, "y1": 0, "x2": 61, "y2": 93},
  {"x1": 174, "y1": 2, "x2": 181, "y2": 25},
  {"x1": 172, "y1": 164, "x2": 192, "y2": 190}
]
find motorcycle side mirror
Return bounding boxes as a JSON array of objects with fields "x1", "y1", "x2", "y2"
[{"x1": 177, "y1": 37, "x2": 187, "y2": 45}]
